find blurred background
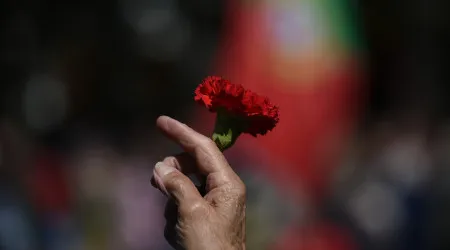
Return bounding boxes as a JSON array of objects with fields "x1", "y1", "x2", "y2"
[{"x1": 1, "y1": 0, "x2": 450, "y2": 249}]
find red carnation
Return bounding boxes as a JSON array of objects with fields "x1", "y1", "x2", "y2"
[{"x1": 195, "y1": 76, "x2": 279, "y2": 151}]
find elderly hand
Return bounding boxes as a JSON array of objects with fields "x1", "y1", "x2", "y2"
[{"x1": 151, "y1": 116, "x2": 246, "y2": 250}]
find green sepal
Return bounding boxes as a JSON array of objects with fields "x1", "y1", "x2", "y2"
[{"x1": 211, "y1": 111, "x2": 243, "y2": 152}]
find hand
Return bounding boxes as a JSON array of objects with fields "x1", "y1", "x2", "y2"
[{"x1": 151, "y1": 116, "x2": 246, "y2": 250}]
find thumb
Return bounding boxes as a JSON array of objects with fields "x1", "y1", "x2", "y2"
[{"x1": 153, "y1": 162, "x2": 203, "y2": 206}]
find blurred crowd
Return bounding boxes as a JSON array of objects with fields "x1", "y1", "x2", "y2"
[{"x1": 1, "y1": 0, "x2": 450, "y2": 250}]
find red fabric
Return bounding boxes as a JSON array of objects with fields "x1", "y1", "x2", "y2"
[
  {"x1": 272, "y1": 224, "x2": 357, "y2": 250},
  {"x1": 194, "y1": 0, "x2": 363, "y2": 198}
]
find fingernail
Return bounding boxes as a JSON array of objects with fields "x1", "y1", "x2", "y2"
[{"x1": 155, "y1": 162, "x2": 175, "y2": 178}]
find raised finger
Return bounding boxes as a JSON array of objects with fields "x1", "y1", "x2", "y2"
[{"x1": 156, "y1": 116, "x2": 233, "y2": 177}]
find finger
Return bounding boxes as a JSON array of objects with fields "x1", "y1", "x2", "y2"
[
  {"x1": 153, "y1": 161, "x2": 204, "y2": 207},
  {"x1": 158, "y1": 154, "x2": 206, "y2": 195},
  {"x1": 162, "y1": 153, "x2": 196, "y2": 174},
  {"x1": 151, "y1": 155, "x2": 194, "y2": 187},
  {"x1": 156, "y1": 116, "x2": 233, "y2": 176}
]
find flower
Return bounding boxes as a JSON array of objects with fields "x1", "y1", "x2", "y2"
[
  {"x1": 194, "y1": 76, "x2": 246, "y2": 114},
  {"x1": 195, "y1": 76, "x2": 280, "y2": 151}
]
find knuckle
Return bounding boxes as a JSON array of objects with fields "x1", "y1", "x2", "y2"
[
  {"x1": 181, "y1": 201, "x2": 208, "y2": 219},
  {"x1": 234, "y1": 179, "x2": 247, "y2": 198}
]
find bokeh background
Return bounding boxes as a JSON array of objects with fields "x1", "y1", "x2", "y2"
[{"x1": 1, "y1": 0, "x2": 450, "y2": 249}]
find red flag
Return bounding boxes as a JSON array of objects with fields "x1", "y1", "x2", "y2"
[{"x1": 193, "y1": 0, "x2": 364, "y2": 199}]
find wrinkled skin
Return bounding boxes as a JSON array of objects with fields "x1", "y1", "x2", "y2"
[{"x1": 151, "y1": 116, "x2": 246, "y2": 250}]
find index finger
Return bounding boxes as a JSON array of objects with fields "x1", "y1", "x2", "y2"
[{"x1": 156, "y1": 116, "x2": 233, "y2": 176}]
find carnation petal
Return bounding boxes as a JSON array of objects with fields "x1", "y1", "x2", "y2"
[{"x1": 194, "y1": 76, "x2": 280, "y2": 137}]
